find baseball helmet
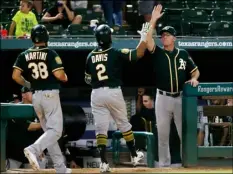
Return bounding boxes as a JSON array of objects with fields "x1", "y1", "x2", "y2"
[
  {"x1": 31, "y1": 24, "x2": 49, "y2": 43},
  {"x1": 94, "y1": 24, "x2": 113, "y2": 46}
]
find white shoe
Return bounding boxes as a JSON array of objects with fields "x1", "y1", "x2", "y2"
[
  {"x1": 100, "y1": 162, "x2": 110, "y2": 173},
  {"x1": 132, "y1": 151, "x2": 144, "y2": 166},
  {"x1": 65, "y1": 168, "x2": 72, "y2": 173},
  {"x1": 24, "y1": 148, "x2": 40, "y2": 171}
]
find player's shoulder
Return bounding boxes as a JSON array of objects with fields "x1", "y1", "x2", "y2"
[{"x1": 178, "y1": 48, "x2": 189, "y2": 57}]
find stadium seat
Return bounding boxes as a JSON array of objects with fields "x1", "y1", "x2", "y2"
[
  {"x1": 0, "y1": 10, "x2": 9, "y2": 23},
  {"x1": 9, "y1": 8, "x2": 18, "y2": 20},
  {"x1": 82, "y1": 11, "x2": 103, "y2": 22},
  {"x1": 181, "y1": 9, "x2": 210, "y2": 23},
  {"x1": 190, "y1": 22, "x2": 211, "y2": 36},
  {"x1": 211, "y1": 9, "x2": 233, "y2": 22},
  {"x1": 112, "y1": 25, "x2": 126, "y2": 35},
  {"x1": 68, "y1": 24, "x2": 93, "y2": 35},
  {"x1": 208, "y1": 22, "x2": 233, "y2": 36},
  {"x1": 164, "y1": 9, "x2": 183, "y2": 22},
  {"x1": 194, "y1": 1, "x2": 218, "y2": 11},
  {"x1": 181, "y1": 22, "x2": 192, "y2": 35},
  {"x1": 163, "y1": 1, "x2": 188, "y2": 10},
  {"x1": 74, "y1": 8, "x2": 87, "y2": 16},
  {"x1": 43, "y1": 24, "x2": 63, "y2": 35},
  {"x1": 216, "y1": 0, "x2": 233, "y2": 10}
]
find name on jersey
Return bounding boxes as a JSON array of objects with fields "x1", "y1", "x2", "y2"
[
  {"x1": 25, "y1": 52, "x2": 47, "y2": 62},
  {"x1": 91, "y1": 54, "x2": 108, "y2": 63}
]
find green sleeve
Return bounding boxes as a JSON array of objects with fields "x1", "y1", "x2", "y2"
[
  {"x1": 85, "y1": 53, "x2": 91, "y2": 75},
  {"x1": 13, "y1": 53, "x2": 26, "y2": 72},
  {"x1": 117, "y1": 48, "x2": 137, "y2": 61},
  {"x1": 49, "y1": 50, "x2": 64, "y2": 73},
  {"x1": 12, "y1": 11, "x2": 20, "y2": 22},
  {"x1": 185, "y1": 51, "x2": 198, "y2": 73}
]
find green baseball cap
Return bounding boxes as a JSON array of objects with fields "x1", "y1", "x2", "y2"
[
  {"x1": 159, "y1": 26, "x2": 177, "y2": 36},
  {"x1": 21, "y1": 87, "x2": 31, "y2": 93}
]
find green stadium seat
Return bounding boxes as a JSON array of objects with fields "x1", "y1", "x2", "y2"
[
  {"x1": 163, "y1": 1, "x2": 188, "y2": 10},
  {"x1": 208, "y1": 21, "x2": 233, "y2": 36},
  {"x1": 211, "y1": 9, "x2": 233, "y2": 22},
  {"x1": 9, "y1": 8, "x2": 18, "y2": 19},
  {"x1": 194, "y1": 1, "x2": 218, "y2": 11},
  {"x1": 82, "y1": 11, "x2": 103, "y2": 22},
  {"x1": 68, "y1": 24, "x2": 93, "y2": 35},
  {"x1": 43, "y1": 24, "x2": 63, "y2": 35},
  {"x1": 190, "y1": 22, "x2": 211, "y2": 36},
  {"x1": 216, "y1": 0, "x2": 233, "y2": 10},
  {"x1": 112, "y1": 25, "x2": 126, "y2": 35},
  {"x1": 164, "y1": 9, "x2": 183, "y2": 22},
  {"x1": 74, "y1": 8, "x2": 87, "y2": 16},
  {"x1": 181, "y1": 22, "x2": 191, "y2": 35},
  {"x1": 181, "y1": 9, "x2": 210, "y2": 23}
]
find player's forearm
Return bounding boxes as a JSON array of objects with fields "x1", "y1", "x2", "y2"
[
  {"x1": 12, "y1": 75, "x2": 31, "y2": 88},
  {"x1": 191, "y1": 69, "x2": 200, "y2": 80},
  {"x1": 146, "y1": 21, "x2": 157, "y2": 52},
  {"x1": 136, "y1": 41, "x2": 146, "y2": 58}
]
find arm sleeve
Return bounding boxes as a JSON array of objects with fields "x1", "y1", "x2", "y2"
[
  {"x1": 150, "y1": 45, "x2": 162, "y2": 54},
  {"x1": 49, "y1": 50, "x2": 64, "y2": 72},
  {"x1": 185, "y1": 51, "x2": 198, "y2": 73},
  {"x1": 12, "y1": 11, "x2": 20, "y2": 22},
  {"x1": 13, "y1": 53, "x2": 26, "y2": 72},
  {"x1": 85, "y1": 55, "x2": 91, "y2": 75},
  {"x1": 117, "y1": 48, "x2": 137, "y2": 62}
]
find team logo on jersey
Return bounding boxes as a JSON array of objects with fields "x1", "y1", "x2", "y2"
[
  {"x1": 178, "y1": 58, "x2": 186, "y2": 70},
  {"x1": 55, "y1": 56, "x2": 62, "y2": 64},
  {"x1": 121, "y1": 48, "x2": 130, "y2": 54}
]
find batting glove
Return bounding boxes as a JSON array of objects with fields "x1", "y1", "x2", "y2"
[{"x1": 137, "y1": 22, "x2": 150, "y2": 42}]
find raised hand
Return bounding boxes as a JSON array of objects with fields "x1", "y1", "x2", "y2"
[
  {"x1": 137, "y1": 22, "x2": 150, "y2": 42},
  {"x1": 151, "y1": 4, "x2": 164, "y2": 23}
]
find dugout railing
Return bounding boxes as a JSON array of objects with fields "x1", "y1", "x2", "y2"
[{"x1": 182, "y1": 82, "x2": 233, "y2": 167}]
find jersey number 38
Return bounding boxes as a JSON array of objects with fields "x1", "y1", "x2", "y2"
[{"x1": 28, "y1": 62, "x2": 49, "y2": 79}]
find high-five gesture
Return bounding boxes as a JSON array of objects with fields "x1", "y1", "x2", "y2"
[{"x1": 151, "y1": 4, "x2": 164, "y2": 23}]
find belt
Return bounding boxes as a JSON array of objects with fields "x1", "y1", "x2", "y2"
[
  {"x1": 158, "y1": 89, "x2": 182, "y2": 98},
  {"x1": 94, "y1": 86, "x2": 121, "y2": 89}
]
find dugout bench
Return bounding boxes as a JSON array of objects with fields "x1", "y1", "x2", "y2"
[
  {"x1": 0, "y1": 103, "x2": 36, "y2": 172},
  {"x1": 182, "y1": 82, "x2": 233, "y2": 167}
]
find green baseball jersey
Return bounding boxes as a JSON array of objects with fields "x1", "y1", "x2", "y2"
[
  {"x1": 151, "y1": 46, "x2": 198, "y2": 92},
  {"x1": 85, "y1": 47, "x2": 137, "y2": 88},
  {"x1": 13, "y1": 46, "x2": 64, "y2": 90}
]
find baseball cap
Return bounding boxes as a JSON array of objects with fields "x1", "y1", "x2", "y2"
[
  {"x1": 13, "y1": 94, "x2": 20, "y2": 100},
  {"x1": 21, "y1": 87, "x2": 31, "y2": 93},
  {"x1": 159, "y1": 26, "x2": 176, "y2": 36}
]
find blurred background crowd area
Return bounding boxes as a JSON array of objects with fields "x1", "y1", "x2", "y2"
[{"x1": 0, "y1": 0, "x2": 232, "y2": 38}]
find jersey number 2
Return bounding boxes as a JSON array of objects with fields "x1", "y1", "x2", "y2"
[
  {"x1": 96, "y1": 64, "x2": 108, "y2": 81},
  {"x1": 28, "y1": 62, "x2": 49, "y2": 79}
]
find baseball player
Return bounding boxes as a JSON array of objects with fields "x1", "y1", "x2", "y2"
[
  {"x1": 84, "y1": 24, "x2": 148, "y2": 172},
  {"x1": 145, "y1": 5, "x2": 200, "y2": 167},
  {"x1": 12, "y1": 24, "x2": 71, "y2": 173}
]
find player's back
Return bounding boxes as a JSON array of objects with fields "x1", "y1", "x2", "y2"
[
  {"x1": 86, "y1": 47, "x2": 126, "y2": 88},
  {"x1": 19, "y1": 46, "x2": 63, "y2": 90}
]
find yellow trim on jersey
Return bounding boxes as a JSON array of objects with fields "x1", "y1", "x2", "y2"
[
  {"x1": 92, "y1": 47, "x2": 112, "y2": 53},
  {"x1": 52, "y1": 67, "x2": 64, "y2": 72},
  {"x1": 13, "y1": 66, "x2": 23, "y2": 72},
  {"x1": 174, "y1": 49, "x2": 180, "y2": 92},
  {"x1": 165, "y1": 53, "x2": 173, "y2": 93},
  {"x1": 28, "y1": 47, "x2": 48, "y2": 51},
  {"x1": 190, "y1": 66, "x2": 198, "y2": 74},
  {"x1": 150, "y1": 46, "x2": 156, "y2": 54}
]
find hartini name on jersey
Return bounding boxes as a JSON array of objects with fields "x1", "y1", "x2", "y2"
[
  {"x1": 25, "y1": 52, "x2": 47, "y2": 61},
  {"x1": 91, "y1": 54, "x2": 108, "y2": 63}
]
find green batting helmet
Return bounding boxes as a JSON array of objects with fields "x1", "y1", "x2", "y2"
[
  {"x1": 31, "y1": 24, "x2": 49, "y2": 43},
  {"x1": 94, "y1": 24, "x2": 113, "y2": 46}
]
